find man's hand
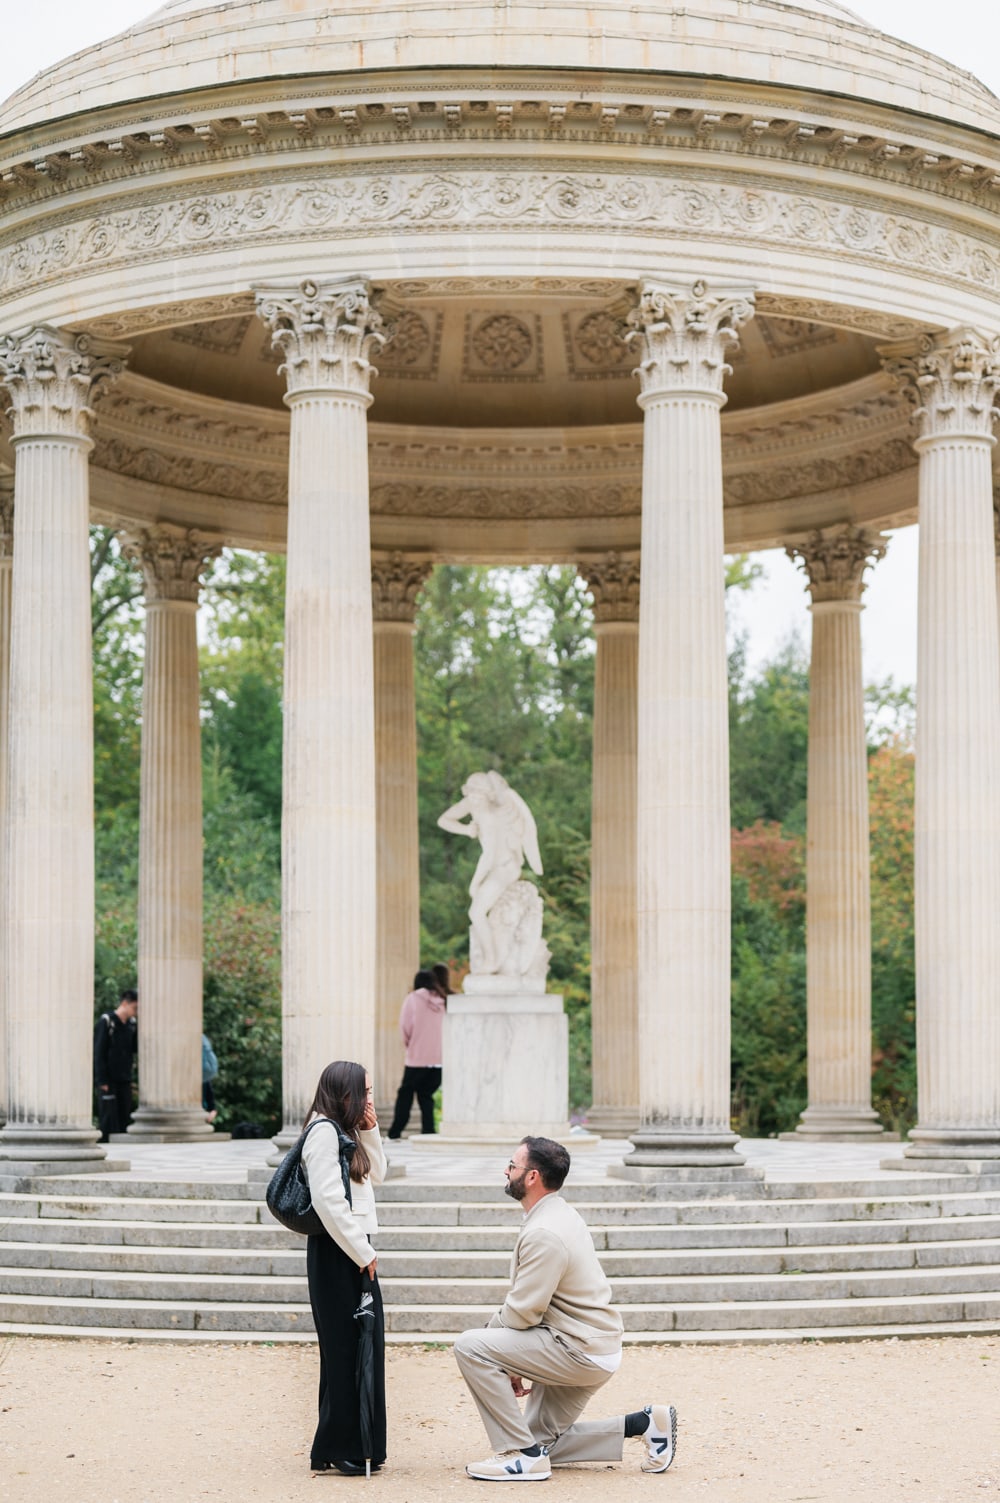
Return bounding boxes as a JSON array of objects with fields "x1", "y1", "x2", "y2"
[{"x1": 509, "y1": 1375, "x2": 532, "y2": 1398}]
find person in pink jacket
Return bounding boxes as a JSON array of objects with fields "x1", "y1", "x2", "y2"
[{"x1": 386, "y1": 969, "x2": 447, "y2": 1138}]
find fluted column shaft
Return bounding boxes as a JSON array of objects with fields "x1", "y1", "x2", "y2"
[
  {"x1": 0, "y1": 481, "x2": 11, "y2": 1130},
  {"x1": 124, "y1": 528, "x2": 221, "y2": 1141},
  {"x1": 788, "y1": 528, "x2": 886, "y2": 1138},
  {"x1": 886, "y1": 330, "x2": 1000, "y2": 1160},
  {"x1": 0, "y1": 327, "x2": 126, "y2": 1165},
  {"x1": 372, "y1": 553, "x2": 431, "y2": 1116},
  {"x1": 580, "y1": 555, "x2": 639, "y2": 1137},
  {"x1": 625, "y1": 279, "x2": 754, "y2": 1170},
  {"x1": 257, "y1": 279, "x2": 384, "y2": 1144}
]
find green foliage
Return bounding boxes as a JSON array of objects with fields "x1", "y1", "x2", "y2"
[
  {"x1": 202, "y1": 898, "x2": 282, "y2": 1133},
  {"x1": 729, "y1": 638, "x2": 810, "y2": 832},
  {"x1": 730, "y1": 840, "x2": 807, "y2": 1136},
  {"x1": 868, "y1": 740, "x2": 916, "y2": 1132}
]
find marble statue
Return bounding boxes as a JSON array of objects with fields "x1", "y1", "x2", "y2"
[{"x1": 438, "y1": 771, "x2": 550, "y2": 984}]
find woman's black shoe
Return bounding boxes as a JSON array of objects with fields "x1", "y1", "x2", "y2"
[{"x1": 315, "y1": 1459, "x2": 381, "y2": 1476}]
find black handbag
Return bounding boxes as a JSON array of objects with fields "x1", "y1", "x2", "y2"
[{"x1": 265, "y1": 1120, "x2": 327, "y2": 1235}]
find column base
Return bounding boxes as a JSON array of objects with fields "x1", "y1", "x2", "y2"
[
  {"x1": 0, "y1": 1122, "x2": 108, "y2": 1170},
  {"x1": 781, "y1": 1105, "x2": 885, "y2": 1141},
  {"x1": 126, "y1": 1107, "x2": 217, "y2": 1143},
  {"x1": 584, "y1": 1105, "x2": 640, "y2": 1139},
  {"x1": 880, "y1": 1127, "x2": 1000, "y2": 1173},
  {"x1": 622, "y1": 1128, "x2": 748, "y2": 1170}
]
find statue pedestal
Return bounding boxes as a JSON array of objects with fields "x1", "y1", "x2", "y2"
[{"x1": 432, "y1": 990, "x2": 570, "y2": 1143}]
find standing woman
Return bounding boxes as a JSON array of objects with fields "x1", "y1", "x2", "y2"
[{"x1": 301, "y1": 1060, "x2": 388, "y2": 1475}]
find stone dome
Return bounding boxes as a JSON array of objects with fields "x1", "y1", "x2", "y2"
[{"x1": 3, "y1": 0, "x2": 999, "y2": 138}]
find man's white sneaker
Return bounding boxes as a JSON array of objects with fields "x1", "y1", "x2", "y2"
[
  {"x1": 641, "y1": 1404, "x2": 677, "y2": 1473},
  {"x1": 466, "y1": 1448, "x2": 551, "y2": 1481}
]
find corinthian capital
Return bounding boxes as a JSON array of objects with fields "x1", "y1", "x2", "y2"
[
  {"x1": 0, "y1": 326, "x2": 128, "y2": 441},
  {"x1": 787, "y1": 526, "x2": 888, "y2": 604},
  {"x1": 882, "y1": 329, "x2": 1000, "y2": 442},
  {"x1": 579, "y1": 552, "x2": 640, "y2": 623},
  {"x1": 626, "y1": 279, "x2": 754, "y2": 401},
  {"x1": 122, "y1": 525, "x2": 223, "y2": 603},
  {"x1": 255, "y1": 278, "x2": 385, "y2": 401},
  {"x1": 371, "y1": 551, "x2": 433, "y2": 622}
]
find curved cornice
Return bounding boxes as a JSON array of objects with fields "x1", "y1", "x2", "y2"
[{"x1": 3, "y1": 75, "x2": 1000, "y2": 221}]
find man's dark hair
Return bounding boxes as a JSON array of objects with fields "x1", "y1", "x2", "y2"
[
  {"x1": 119, "y1": 988, "x2": 138, "y2": 1003},
  {"x1": 521, "y1": 1136, "x2": 570, "y2": 1190}
]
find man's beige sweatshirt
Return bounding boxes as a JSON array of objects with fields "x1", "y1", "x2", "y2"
[{"x1": 493, "y1": 1192, "x2": 623, "y2": 1358}]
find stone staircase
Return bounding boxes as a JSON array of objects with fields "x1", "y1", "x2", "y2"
[{"x1": 2, "y1": 1165, "x2": 1000, "y2": 1343}]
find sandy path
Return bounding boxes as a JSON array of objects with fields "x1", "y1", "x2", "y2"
[{"x1": 2, "y1": 1335, "x2": 998, "y2": 1503}]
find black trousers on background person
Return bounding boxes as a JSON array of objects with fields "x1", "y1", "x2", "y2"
[
  {"x1": 306, "y1": 1233, "x2": 386, "y2": 1472},
  {"x1": 97, "y1": 1082, "x2": 132, "y2": 1141},
  {"x1": 387, "y1": 1065, "x2": 442, "y2": 1138}
]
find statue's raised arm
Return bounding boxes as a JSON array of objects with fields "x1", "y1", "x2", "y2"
[{"x1": 437, "y1": 771, "x2": 549, "y2": 989}]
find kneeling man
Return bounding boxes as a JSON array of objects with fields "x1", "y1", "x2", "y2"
[{"x1": 455, "y1": 1136, "x2": 676, "y2": 1481}]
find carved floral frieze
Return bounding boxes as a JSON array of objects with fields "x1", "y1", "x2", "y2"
[{"x1": 4, "y1": 167, "x2": 1000, "y2": 313}]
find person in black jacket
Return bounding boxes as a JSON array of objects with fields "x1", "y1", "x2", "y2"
[{"x1": 94, "y1": 989, "x2": 138, "y2": 1141}]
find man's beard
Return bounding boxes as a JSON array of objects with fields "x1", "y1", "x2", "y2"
[{"x1": 504, "y1": 1173, "x2": 527, "y2": 1202}]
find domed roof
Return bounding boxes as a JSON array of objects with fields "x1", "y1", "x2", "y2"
[{"x1": 2, "y1": 0, "x2": 998, "y2": 138}]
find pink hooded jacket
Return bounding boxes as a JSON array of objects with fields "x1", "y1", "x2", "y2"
[{"x1": 399, "y1": 987, "x2": 446, "y2": 1067}]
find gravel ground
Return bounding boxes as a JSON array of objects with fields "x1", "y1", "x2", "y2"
[{"x1": 2, "y1": 1334, "x2": 999, "y2": 1502}]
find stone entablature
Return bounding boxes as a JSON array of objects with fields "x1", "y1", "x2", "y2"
[
  {"x1": 59, "y1": 364, "x2": 923, "y2": 554},
  {"x1": 3, "y1": 160, "x2": 999, "y2": 335}
]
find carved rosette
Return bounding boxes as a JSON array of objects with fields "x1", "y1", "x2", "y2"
[
  {"x1": 0, "y1": 472, "x2": 13, "y2": 559},
  {"x1": 122, "y1": 526, "x2": 222, "y2": 603},
  {"x1": 787, "y1": 526, "x2": 888, "y2": 604},
  {"x1": 371, "y1": 552, "x2": 433, "y2": 622},
  {"x1": 580, "y1": 552, "x2": 640, "y2": 623},
  {"x1": 883, "y1": 329, "x2": 1000, "y2": 442},
  {"x1": 255, "y1": 278, "x2": 385, "y2": 400},
  {"x1": 0, "y1": 326, "x2": 127, "y2": 441},
  {"x1": 626, "y1": 279, "x2": 755, "y2": 401}
]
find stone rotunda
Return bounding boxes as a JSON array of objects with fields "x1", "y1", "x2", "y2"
[{"x1": 0, "y1": 0, "x2": 998, "y2": 1175}]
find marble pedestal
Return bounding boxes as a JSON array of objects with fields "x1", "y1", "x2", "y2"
[{"x1": 432, "y1": 990, "x2": 570, "y2": 1143}]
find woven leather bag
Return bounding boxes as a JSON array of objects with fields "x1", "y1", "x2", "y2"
[{"x1": 265, "y1": 1120, "x2": 327, "y2": 1235}]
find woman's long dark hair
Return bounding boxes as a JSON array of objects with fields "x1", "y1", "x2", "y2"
[{"x1": 303, "y1": 1059, "x2": 371, "y2": 1183}]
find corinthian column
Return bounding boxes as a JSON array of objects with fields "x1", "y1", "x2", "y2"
[
  {"x1": 122, "y1": 526, "x2": 222, "y2": 1141},
  {"x1": 256, "y1": 279, "x2": 384, "y2": 1148},
  {"x1": 0, "y1": 327, "x2": 126, "y2": 1169},
  {"x1": 623, "y1": 280, "x2": 754, "y2": 1175},
  {"x1": 0, "y1": 477, "x2": 12, "y2": 1130},
  {"x1": 372, "y1": 551, "x2": 432, "y2": 1116},
  {"x1": 787, "y1": 526, "x2": 887, "y2": 1139},
  {"x1": 884, "y1": 330, "x2": 1000, "y2": 1164},
  {"x1": 579, "y1": 553, "x2": 639, "y2": 1138}
]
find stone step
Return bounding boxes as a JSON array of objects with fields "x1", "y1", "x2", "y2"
[
  {"x1": 4, "y1": 1315, "x2": 1000, "y2": 1346},
  {"x1": 13, "y1": 1176, "x2": 257, "y2": 1199},
  {"x1": 373, "y1": 1192, "x2": 1000, "y2": 1226},
  {"x1": 3, "y1": 1259, "x2": 1000, "y2": 1307},
  {"x1": 0, "y1": 1192, "x2": 266, "y2": 1224},
  {"x1": 4, "y1": 1212, "x2": 1000, "y2": 1255},
  {"x1": 0, "y1": 1217, "x2": 304, "y2": 1249},
  {"x1": 4, "y1": 1289, "x2": 1000, "y2": 1338},
  {"x1": 7, "y1": 1188, "x2": 1000, "y2": 1230},
  {"x1": 5, "y1": 1234, "x2": 1000, "y2": 1280}
]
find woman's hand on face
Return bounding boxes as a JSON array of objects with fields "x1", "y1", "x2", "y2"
[{"x1": 361, "y1": 1103, "x2": 378, "y2": 1130}]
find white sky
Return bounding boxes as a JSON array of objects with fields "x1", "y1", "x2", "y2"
[{"x1": 4, "y1": 1, "x2": 1000, "y2": 687}]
